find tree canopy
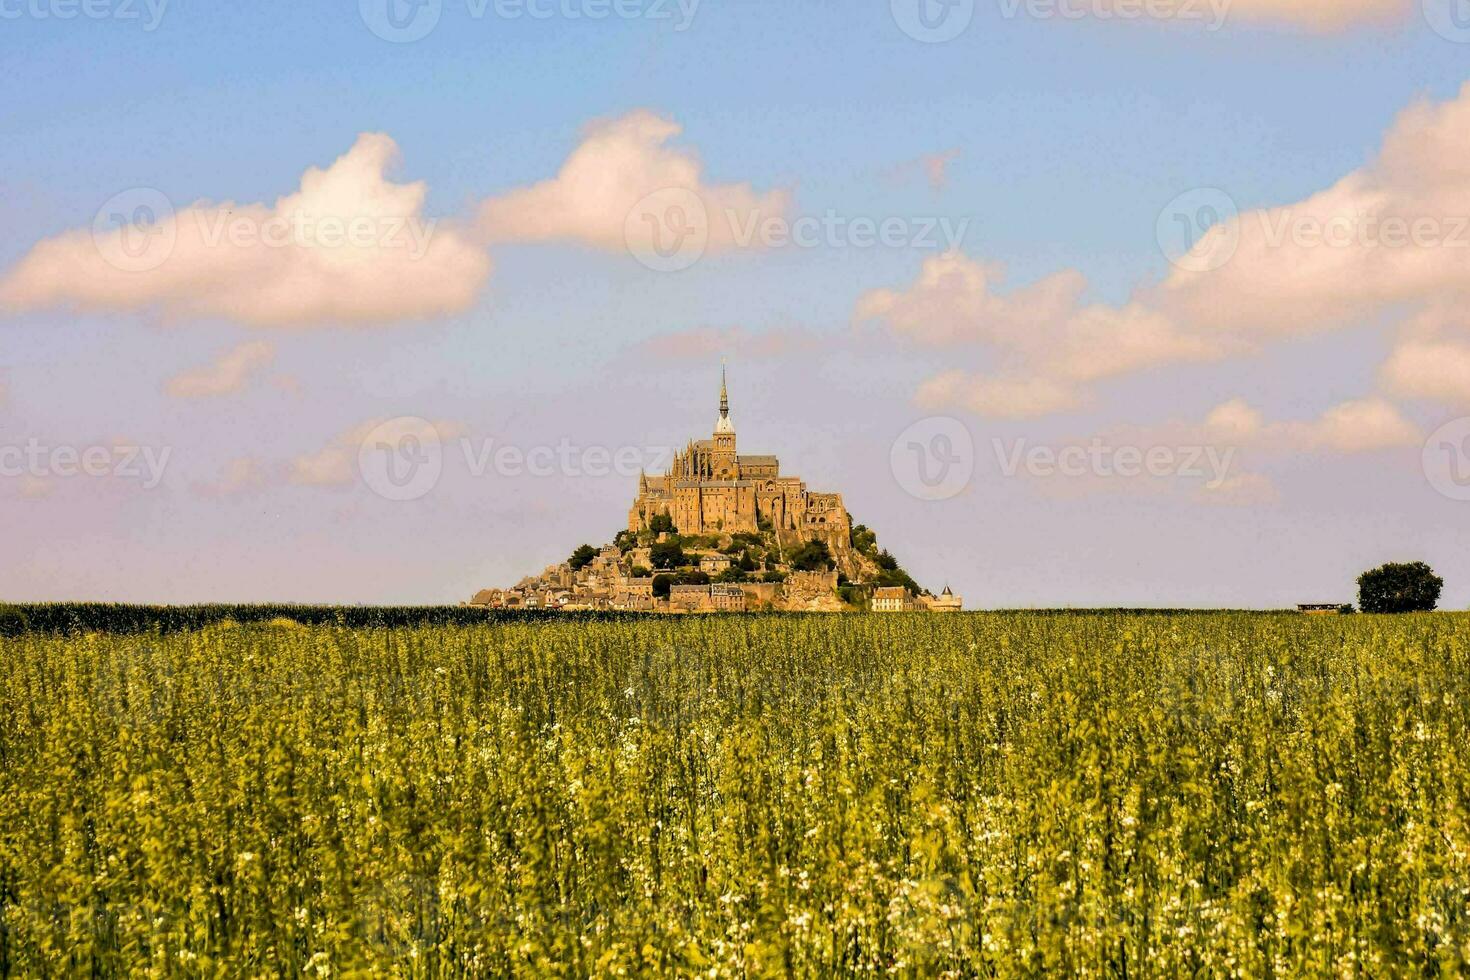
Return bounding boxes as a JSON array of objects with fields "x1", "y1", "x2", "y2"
[
  {"x1": 568, "y1": 544, "x2": 597, "y2": 572},
  {"x1": 1357, "y1": 562, "x2": 1443, "y2": 614},
  {"x1": 649, "y1": 540, "x2": 687, "y2": 570},
  {"x1": 789, "y1": 540, "x2": 833, "y2": 572}
]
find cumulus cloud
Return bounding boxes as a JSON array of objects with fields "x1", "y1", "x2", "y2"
[
  {"x1": 1176, "y1": 396, "x2": 1419, "y2": 454},
  {"x1": 1155, "y1": 82, "x2": 1470, "y2": 338},
  {"x1": 164, "y1": 341, "x2": 275, "y2": 398},
  {"x1": 857, "y1": 252, "x2": 1222, "y2": 417},
  {"x1": 478, "y1": 111, "x2": 789, "y2": 254},
  {"x1": 1126, "y1": 0, "x2": 1408, "y2": 29},
  {"x1": 915, "y1": 370, "x2": 1083, "y2": 419},
  {"x1": 1041, "y1": 0, "x2": 1407, "y2": 30},
  {"x1": 1298, "y1": 398, "x2": 1421, "y2": 452},
  {"x1": 292, "y1": 426, "x2": 372, "y2": 488},
  {"x1": 1237, "y1": 0, "x2": 1409, "y2": 28},
  {"x1": 0, "y1": 134, "x2": 491, "y2": 327},
  {"x1": 1378, "y1": 307, "x2": 1470, "y2": 408},
  {"x1": 864, "y1": 83, "x2": 1470, "y2": 418},
  {"x1": 988, "y1": 396, "x2": 1407, "y2": 507},
  {"x1": 1382, "y1": 340, "x2": 1470, "y2": 408}
]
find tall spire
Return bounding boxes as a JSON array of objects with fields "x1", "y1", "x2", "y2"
[
  {"x1": 715, "y1": 359, "x2": 735, "y2": 435},
  {"x1": 719, "y1": 360, "x2": 729, "y2": 420}
]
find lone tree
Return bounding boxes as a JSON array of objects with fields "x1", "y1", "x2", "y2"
[{"x1": 1357, "y1": 561, "x2": 1443, "y2": 614}]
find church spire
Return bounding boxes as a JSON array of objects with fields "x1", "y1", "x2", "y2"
[{"x1": 715, "y1": 360, "x2": 735, "y2": 435}]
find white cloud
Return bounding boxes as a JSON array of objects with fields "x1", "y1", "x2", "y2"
[
  {"x1": 864, "y1": 83, "x2": 1470, "y2": 419},
  {"x1": 1201, "y1": 399, "x2": 1265, "y2": 441},
  {"x1": 969, "y1": 0, "x2": 1407, "y2": 32},
  {"x1": 1154, "y1": 83, "x2": 1470, "y2": 338},
  {"x1": 0, "y1": 134, "x2": 491, "y2": 327},
  {"x1": 292, "y1": 431, "x2": 366, "y2": 488},
  {"x1": 1278, "y1": 397, "x2": 1421, "y2": 453},
  {"x1": 1226, "y1": 0, "x2": 1409, "y2": 29},
  {"x1": 1379, "y1": 307, "x2": 1470, "y2": 408},
  {"x1": 915, "y1": 370, "x2": 1083, "y2": 419},
  {"x1": 164, "y1": 341, "x2": 275, "y2": 398},
  {"x1": 478, "y1": 110, "x2": 789, "y2": 254},
  {"x1": 1382, "y1": 340, "x2": 1470, "y2": 408},
  {"x1": 1188, "y1": 396, "x2": 1418, "y2": 453},
  {"x1": 858, "y1": 252, "x2": 1220, "y2": 417}
]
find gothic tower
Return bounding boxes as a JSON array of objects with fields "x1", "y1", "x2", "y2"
[{"x1": 712, "y1": 362, "x2": 737, "y2": 476}]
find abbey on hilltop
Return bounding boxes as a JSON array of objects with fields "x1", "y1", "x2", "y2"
[
  {"x1": 628, "y1": 367, "x2": 851, "y2": 556},
  {"x1": 470, "y1": 367, "x2": 961, "y2": 614}
]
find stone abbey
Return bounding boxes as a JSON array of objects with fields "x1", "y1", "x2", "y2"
[
  {"x1": 628, "y1": 368, "x2": 851, "y2": 556},
  {"x1": 473, "y1": 366, "x2": 961, "y2": 613}
]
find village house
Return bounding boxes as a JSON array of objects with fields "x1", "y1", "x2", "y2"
[
  {"x1": 615, "y1": 578, "x2": 656, "y2": 611},
  {"x1": 699, "y1": 553, "x2": 733, "y2": 575},
  {"x1": 670, "y1": 584, "x2": 713, "y2": 612},
  {"x1": 872, "y1": 587, "x2": 913, "y2": 612},
  {"x1": 710, "y1": 585, "x2": 747, "y2": 612}
]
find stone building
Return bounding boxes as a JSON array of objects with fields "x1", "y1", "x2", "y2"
[
  {"x1": 615, "y1": 577, "x2": 655, "y2": 611},
  {"x1": 917, "y1": 585, "x2": 963, "y2": 612},
  {"x1": 710, "y1": 585, "x2": 747, "y2": 612},
  {"x1": 699, "y1": 553, "x2": 733, "y2": 575},
  {"x1": 628, "y1": 368, "x2": 851, "y2": 556},
  {"x1": 669, "y1": 584, "x2": 713, "y2": 612},
  {"x1": 872, "y1": 586, "x2": 913, "y2": 612}
]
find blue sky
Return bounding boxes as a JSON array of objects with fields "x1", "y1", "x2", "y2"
[{"x1": 3, "y1": 0, "x2": 1470, "y2": 606}]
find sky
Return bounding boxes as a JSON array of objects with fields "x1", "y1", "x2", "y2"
[{"x1": 2, "y1": 0, "x2": 1470, "y2": 607}]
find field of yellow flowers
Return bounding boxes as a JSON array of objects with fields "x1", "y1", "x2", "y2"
[{"x1": 3, "y1": 611, "x2": 1469, "y2": 975}]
